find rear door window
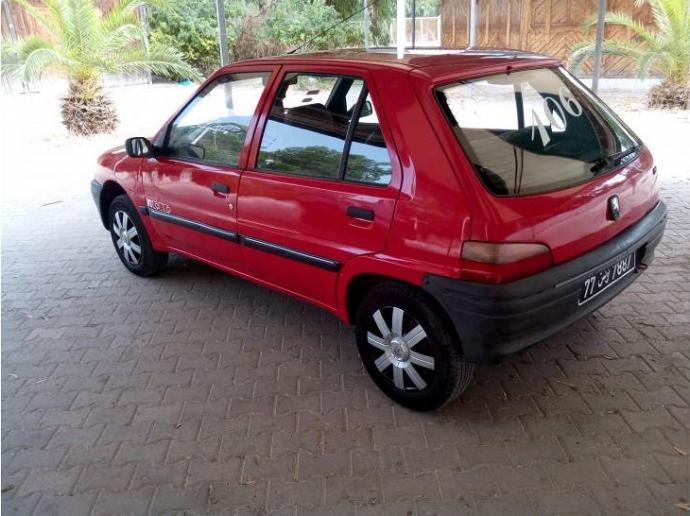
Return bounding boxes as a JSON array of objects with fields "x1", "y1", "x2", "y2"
[
  {"x1": 435, "y1": 67, "x2": 639, "y2": 196},
  {"x1": 344, "y1": 93, "x2": 393, "y2": 185},
  {"x1": 256, "y1": 73, "x2": 392, "y2": 185}
]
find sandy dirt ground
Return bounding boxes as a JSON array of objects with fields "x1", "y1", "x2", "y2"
[{"x1": 1, "y1": 82, "x2": 195, "y2": 208}]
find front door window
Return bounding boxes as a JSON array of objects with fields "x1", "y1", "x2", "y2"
[{"x1": 166, "y1": 72, "x2": 270, "y2": 166}]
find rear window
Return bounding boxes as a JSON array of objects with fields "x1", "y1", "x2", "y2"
[{"x1": 435, "y1": 67, "x2": 640, "y2": 196}]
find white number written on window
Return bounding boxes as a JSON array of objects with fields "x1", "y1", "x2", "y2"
[{"x1": 530, "y1": 86, "x2": 583, "y2": 147}]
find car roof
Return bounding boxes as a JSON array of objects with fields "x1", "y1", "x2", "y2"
[{"x1": 222, "y1": 48, "x2": 561, "y2": 79}]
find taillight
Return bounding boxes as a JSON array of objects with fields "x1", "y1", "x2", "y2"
[{"x1": 461, "y1": 241, "x2": 554, "y2": 283}]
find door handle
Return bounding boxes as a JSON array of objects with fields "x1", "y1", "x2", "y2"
[
  {"x1": 210, "y1": 182, "x2": 229, "y2": 194},
  {"x1": 346, "y1": 206, "x2": 375, "y2": 221}
]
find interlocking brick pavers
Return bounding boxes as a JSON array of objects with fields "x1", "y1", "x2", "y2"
[{"x1": 2, "y1": 181, "x2": 689, "y2": 514}]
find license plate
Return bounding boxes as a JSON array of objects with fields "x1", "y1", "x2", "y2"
[{"x1": 579, "y1": 252, "x2": 635, "y2": 305}]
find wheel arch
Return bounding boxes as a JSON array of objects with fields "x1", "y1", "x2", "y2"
[
  {"x1": 99, "y1": 181, "x2": 128, "y2": 228},
  {"x1": 345, "y1": 273, "x2": 397, "y2": 324},
  {"x1": 343, "y1": 272, "x2": 463, "y2": 355}
]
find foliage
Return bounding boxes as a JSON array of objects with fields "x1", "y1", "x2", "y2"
[
  {"x1": 148, "y1": 1, "x2": 221, "y2": 77},
  {"x1": 570, "y1": 0, "x2": 690, "y2": 86},
  {"x1": 406, "y1": 0, "x2": 440, "y2": 18},
  {"x1": 230, "y1": 3, "x2": 287, "y2": 61},
  {"x1": 3, "y1": 0, "x2": 201, "y2": 84},
  {"x1": 149, "y1": 0, "x2": 363, "y2": 69},
  {"x1": 149, "y1": 0, "x2": 254, "y2": 77},
  {"x1": 330, "y1": 0, "x2": 440, "y2": 47},
  {"x1": 262, "y1": 0, "x2": 362, "y2": 51},
  {"x1": 330, "y1": 0, "x2": 394, "y2": 46}
]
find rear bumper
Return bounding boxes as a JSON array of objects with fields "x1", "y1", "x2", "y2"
[{"x1": 423, "y1": 201, "x2": 667, "y2": 364}]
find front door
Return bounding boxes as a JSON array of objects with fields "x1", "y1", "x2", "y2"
[
  {"x1": 142, "y1": 69, "x2": 273, "y2": 269},
  {"x1": 237, "y1": 68, "x2": 402, "y2": 310}
]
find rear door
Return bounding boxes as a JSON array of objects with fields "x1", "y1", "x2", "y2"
[
  {"x1": 142, "y1": 68, "x2": 274, "y2": 268},
  {"x1": 237, "y1": 66, "x2": 402, "y2": 309}
]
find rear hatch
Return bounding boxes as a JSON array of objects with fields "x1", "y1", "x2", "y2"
[{"x1": 434, "y1": 66, "x2": 660, "y2": 263}]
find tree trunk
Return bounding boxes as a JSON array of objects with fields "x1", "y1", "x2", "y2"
[
  {"x1": 648, "y1": 80, "x2": 690, "y2": 110},
  {"x1": 60, "y1": 78, "x2": 119, "y2": 136}
]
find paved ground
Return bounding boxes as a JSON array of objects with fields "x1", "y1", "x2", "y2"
[{"x1": 1, "y1": 84, "x2": 689, "y2": 515}]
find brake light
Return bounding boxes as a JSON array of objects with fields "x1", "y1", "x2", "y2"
[{"x1": 461, "y1": 241, "x2": 554, "y2": 283}]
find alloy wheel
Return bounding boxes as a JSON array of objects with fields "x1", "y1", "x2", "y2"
[
  {"x1": 112, "y1": 210, "x2": 141, "y2": 266},
  {"x1": 365, "y1": 306, "x2": 436, "y2": 391}
]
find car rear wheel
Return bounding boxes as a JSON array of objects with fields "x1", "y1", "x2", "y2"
[
  {"x1": 108, "y1": 195, "x2": 167, "y2": 276},
  {"x1": 355, "y1": 282, "x2": 475, "y2": 411}
]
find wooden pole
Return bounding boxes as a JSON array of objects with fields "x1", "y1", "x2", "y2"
[
  {"x1": 215, "y1": 0, "x2": 229, "y2": 65},
  {"x1": 411, "y1": 0, "x2": 416, "y2": 48},
  {"x1": 469, "y1": 0, "x2": 477, "y2": 47},
  {"x1": 592, "y1": 0, "x2": 606, "y2": 93},
  {"x1": 363, "y1": 0, "x2": 370, "y2": 48},
  {"x1": 397, "y1": 0, "x2": 405, "y2": 58}
]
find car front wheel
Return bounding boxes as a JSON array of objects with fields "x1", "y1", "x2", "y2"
[
  {"x1": 355, "y1": 282, "x2": 475, "y2": 411},
  {"x1": 108, "y1": 195, "x2": 167, "y2": 276}
]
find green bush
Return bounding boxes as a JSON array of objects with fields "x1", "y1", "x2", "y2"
[
  {"x1": 149, "y1": 1, "x2": 250, "y2": 78},
  {"x1": 150, "y1": 0, "x2": 367, "y2": 74},
  {"x1": 262, "y1": 0, "x2": 362, "y2": 51}
]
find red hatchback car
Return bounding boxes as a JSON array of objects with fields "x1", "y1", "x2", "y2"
[{"x1": 92, "y1": 49, "x2": 666, "y2": 410}]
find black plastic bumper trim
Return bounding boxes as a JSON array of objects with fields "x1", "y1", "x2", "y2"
[
  {"x1": 423, "y1": 201, "x2": 667, "y2": 364},
  {"x1": 241, "y1": 236, "x2": 341, "y2": 272},
  {"x1": 144, "y1": 208, "x2": 340, "y2": 272},
  {"x1": 148, "y1": 209, "x2": 239, "y2": 243}
]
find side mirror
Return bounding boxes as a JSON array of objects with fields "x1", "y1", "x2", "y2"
[
  {"x1": 125, "y1": 137, "x2": 154, "y2": 158},
  {"x1": 359, "y1": 100, "x2": 373, "y2": 118}
]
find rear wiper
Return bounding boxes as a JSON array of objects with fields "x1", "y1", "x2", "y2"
[{"x1": 590, "y1": 145, "x2": 640, "y2": 173}]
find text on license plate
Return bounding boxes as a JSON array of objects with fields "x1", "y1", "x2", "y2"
[{"x1": 579, "y1": 252, "x2": 635, "y2": 305}]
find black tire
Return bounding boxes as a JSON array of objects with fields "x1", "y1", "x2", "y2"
[
  {"x1": 355, "y1": 282, "x2": 475, "y2": 411},
  {"x1": 108, "y1": 195, "x2": 167, "y2": 276}
]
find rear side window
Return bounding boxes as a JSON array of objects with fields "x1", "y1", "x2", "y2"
[
  {"x1": 436, "y1": 67, "x2": 639, "y2": 196},
  {"x1": 257, "y1": 73, "x2": 392, "y2": 185},
  {"x1": 166, "y1": 72, "x2": 270, "y2": 166}
]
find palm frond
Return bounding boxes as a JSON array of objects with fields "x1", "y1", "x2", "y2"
[
  {"x1": 648, "y1": 0, "x2": 673, "y2": 38},
  {"x1": 570, "y1": 38, "x2": 650, "y2": 75},
  {"x1": 114, "y1": 42, "x2": 201, "y2": 80},
  {"x1": 101, "y1": 0, "x2": 146, "y2": 35},
  {"x1": 12, "y1": 44, "x2": 71, "y2": 81},
  {"x1": 101, "y1": 22, "x2": 145, "y2": 57},
  {"x1": 637, "y1": 49, "x2": 663, "y2": 78},
  {"x1": 40, "y1": 0, "x2": 70, "y2": 46},
  {"x1": 583, "y1": 11, "x2": 658, "y2": 46},
  {"x1": 12, "y1": 36, "x2": 56, "y2": 62},
  {"x1": 569, "y1": 42, "x2": 597, "y2": 72},
  {"x1": 61, "y1": 0, "x2": 103, "y2": 64},
  {"x1": 573, "y1": 0, "x2": 689, "y2": 86},
  {"x1": 9, "y1": 0, "x2": 197, "y2": 86}
]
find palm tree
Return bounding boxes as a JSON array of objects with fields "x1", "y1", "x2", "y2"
[
  {"x1": 570, "y1": 0, "x2": 690, "y2": 109},
  {"x1": 2, "y1": 0, "x2": 201, "y2": 135}
]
